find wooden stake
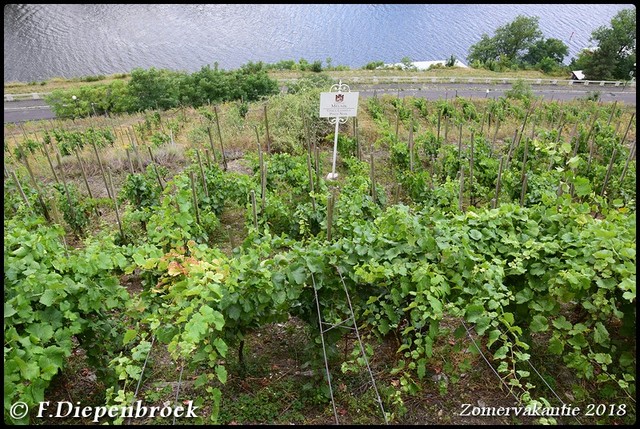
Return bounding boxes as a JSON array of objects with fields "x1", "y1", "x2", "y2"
[
  {"x1": 458, "y1": 122, "x2": 463, "y2": 160},
  {"x1": 147, "y1": 146, "x2": 164, "y2": 191},
  {"x1": 529, "y1": 117, "x2": 536, "y2": 140},
  {"x1": 429, "y1": 156, "x2": 435, "y2": 189},
  {"x1": 10, "y1": 170, "x2": 31, "y2": 209},
  {"x1": 547, "y1": 116, "x2": 567, "y2": 170},
  {"x1": 395, "y1": 105, "x2": 400, "y2": 141},
  {"x1": 206, "y1": 125, "x2": 218, "y2": 164},
  {"x1": 600, "y1": 147, "x2": 617, "y2": 197},
  {"x1": 568, "y1": 120, "x2": 581, "y2": 159},
  {"x1": 520, "y1": 174, "x2": 528, "y2": 207},
  {"x1": 189, "y1": 171, "x2": 200, "y2": 225},
  {"x1": 614, "y1": 118, "x2": 622, "y2": 136},
  {"x1": 40, "y1": 137, "x2": 60, "y2": 185},
  {"x1": 214, "y1": 106, "x2": 227, "y2": 170},
  {"x1": 307, "y1": 152, "x2": 316, "y2": 211},
  {"x1": 303, "y1": 111, "x2": 312, "y2": 155},
  {"x1": 519, "y1": 136, "x2": 530, "y2": 206},
  {"x1": 583, "y1": 112, "x2": 599, "y2": 169},
  {"x1": 263, "y1": 104, "x2": 271, "y2": 154},
  {"x1": 196, "y1": 149, "x2": 208, "y2": 198},
  {"x1": 554, "y1": 114, "x2": 566, "y2": 143},
  {"x1": 354, "y1": 117, "x2": 360, "y2": 161},
  {"x1": 469, "y1": 132, "x2": 474, "y2": 207},
  {"x1": 370, "y1": 152, "x2": 376, "y2": 203},
  {"x1": 91, "y1": 141, "x2": 112, "y2": 199},
  {"x1": 127, "y1": 128, "x2": 144, "y2": 173},
  {"x1": 444, "y1": 115, "x2": 449, "y2": 142},
  {"x1": 515, "y1": 108, "x2": 531, "y2": 149},
  {"x1": 505, "y1": 128, "x2": 519, "y2": 169},
  {"x1": 490, "y1": 119, "x2": 500, "y2": 157},
  {"x1": 125, "y1": 148, "x2": 135, "y2": 174},
  {"x1": 74, "y1": 150, "x2": 94, "y2": 199},
  {"x1": 49, "y1": 196, "x2": 64, "y2": 227},
  {"x1": 204, "y1": 148, "x2": 213, "y2": 169},
  {"x1": 107, "y1": 168, "x2": 125, "y2": 240},
  {"x1": 250, "y1": 190, "x2": 258, "y2": 228},
  {"x1": 326, "y1": 189, "x2": 337, "y2": 241},
  {"x1": 409, "y1": 120, "x2": 414, "y2": 172},
  {"x1": 606, "y1": 100, "x2": 617, "y2": 127},
  {"x1": 255, "y1": 128, "x2": 266, "y2": 210},
  {"x1": 315, "y1": 144, "x2": 321, "y2": 190},
  {"x1": 479, "y1": 106, "x2": 487, "y2": 135},
  {"x1": 55, "y1": 151, "x2": 75, "y2": 220},
  {"x1": 458, "y1": 166, "x2": 464, "y2": 212},
  {"x1": 619, "y1": 113, "x2": 635, "y2": 148},
  {"x1": 23, "y1": 156, "x2": 50, "y2": 221},
  {"x1": 18, "y1": 123, "x2": 30, "y2": 141},
  {"x1": 493, "y1": 156, "x2": 504, "y2": 209},
  {"x1": 618, "y1": 114, "x2": 636, "y2": 184}
]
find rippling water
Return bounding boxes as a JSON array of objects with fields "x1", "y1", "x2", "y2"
[{"x1": 3, "y1": 4, "x2": 632, "y2": 83}]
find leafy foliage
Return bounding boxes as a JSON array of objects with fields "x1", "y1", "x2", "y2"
[
  {"x1": 4, "y1": 91, "x2": 636, "y2": 425},
  {"x1": 583, "y1": 8, "x2": 636, "y2": 80},
  {"x1": 4, "y1": 216, "x2": 130, "y2": 423},
  {"x1": 468, "y1": 15, "x2": 569, "y2": 72},
  {"x1": 46, "y1": 63, "x2": 279, "y2": 118}
]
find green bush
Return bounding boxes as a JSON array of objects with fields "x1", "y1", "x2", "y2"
[
  {"x1": 46, "y1": 64, "x2": 280, "y2": 118},
  {"x1": 363, "y1": 61, "x2": 384, "y2": 70}
]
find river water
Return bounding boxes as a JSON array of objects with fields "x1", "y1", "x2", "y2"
[{"x1": 3, "y1": 4, "x2": 632, "y2": 83}]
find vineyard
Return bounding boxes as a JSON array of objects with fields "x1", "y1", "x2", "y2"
[{"x1": 4, "y1": 79, "x2": 636, "y2": 425}]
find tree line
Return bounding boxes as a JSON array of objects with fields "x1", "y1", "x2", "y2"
[{"x1": 466, "y1": 8, "x2": 635, "y2": 80}]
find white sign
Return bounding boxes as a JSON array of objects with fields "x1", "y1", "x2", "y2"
[{"x1": 319, "y1": 92, "x2": 360, "y2": 118}]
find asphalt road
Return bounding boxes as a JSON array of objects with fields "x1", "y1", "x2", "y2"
[
  {"x1": 355, "y1": 82, "x2": 637, "y2": 105},
  {"x1": 4, "y1": 83, "x2": 636, "y2": 124},
  {"x1": 4, "y1": 98, "x2": 56, "y2": 123}
]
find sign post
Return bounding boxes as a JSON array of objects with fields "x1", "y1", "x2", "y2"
[{"x1": 320, "y1": 81, "x2": 359, "y2": 180}]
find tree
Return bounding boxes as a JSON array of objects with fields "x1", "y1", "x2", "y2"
[
  {"x1": 325, "y1": 57, "x2": 332, "y2": 70},
  {"x1": 362, "y1": 61, "x2": 384, "y2": 70},
  {"x1": 583, "y1": 8, "x2": 636, "y2": 80},
  {"x1": 468, "y1": 34, "x2": 499, "y2": 65},
  {"x1": 128, "y1": 67, "x2": 181, "y2": 111},
  {"x1": 493, "y1": 15, "x2": 542, "y2": 62},
  {"x1": 523, "y1": 38, "x2": 569, "y2": 65},
  {"x1": 468, "y1": 15, "x2": 542, "y2": 66},
  {"x1": 310, "y1": 60, "x2": 323, "y2": 73},
  {"x1": 568, "y1": 48, "x2": 593, "y2": 71},
  {"x1": 400, "y1": 56, "x2": 414, "y2": 70},
  {"x1": 467, "y1": 15, "x2": 568, "y2": 72},
  {"x1": 536, "y1": 57, "x2": 558, "y2": 73}
]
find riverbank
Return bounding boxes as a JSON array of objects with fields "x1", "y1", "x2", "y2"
[{"x1": 5, "y1": 67, "x2": 565, "y2": 95}]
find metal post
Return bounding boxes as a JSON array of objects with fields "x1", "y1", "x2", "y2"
[
  {"x1": 324, "y1": 80, "x2": 355, "y2": 181},
  {"x1": 329, "y1": 113, "x2": 340, "y2": 180}
]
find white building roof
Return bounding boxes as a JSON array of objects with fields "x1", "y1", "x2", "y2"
[
  {"x1": 383, "y1": 60, "x2": 469, "y2": 70},
  {"x1": 572, "y1": 70, "x2": 585, "y2": 80}
]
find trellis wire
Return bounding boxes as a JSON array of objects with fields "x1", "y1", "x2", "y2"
[
  {"x1": 310, "y1": 271, "x2": 339, "y2": 424},
  {"x1": 335, "y1": 267, "x2": 389, "y2": 425},
  {"x1": 172, "y1": 363, "x2": 185, "y2": 425},
  {"x1": 127, "y1": 335, "x2": 156, "y2": 425}
]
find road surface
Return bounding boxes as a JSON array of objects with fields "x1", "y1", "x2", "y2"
[
  {"x1": 354, "y1": 82, "x2": 637, "y2": 105},
  {"x1": 4, "y1": 82, "x2": 636, "y2": 124},
  {"x1": 4, "y1": 98, "x2": 56, "y2": 123}
]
